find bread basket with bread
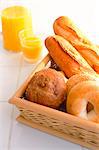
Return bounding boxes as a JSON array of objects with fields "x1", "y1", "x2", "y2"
[{"x1": 9, "y1": 16, "x2": 99, "y2": 150}]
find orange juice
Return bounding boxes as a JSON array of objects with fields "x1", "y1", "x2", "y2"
[
  {"x1": 1, "y1": 6, "x2": 32, "y2": 52},
  {"x1": 20, "y1": 36, "x2": 43, "y2": 63}
]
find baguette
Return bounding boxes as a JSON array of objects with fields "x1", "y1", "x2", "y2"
[
  {"x1": 45, "y1": 35, "x2": 95, "y2": 78},
  {"x1": 53, "y1": 16, "x2": 99, "y2": 73}
]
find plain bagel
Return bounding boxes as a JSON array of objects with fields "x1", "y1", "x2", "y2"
[
  {"x1": 66, "y1": 73, "x2": 99, "y2": 94},
  {"x1": 67, "y1": 80, "x2": 99, "y2": 123}
]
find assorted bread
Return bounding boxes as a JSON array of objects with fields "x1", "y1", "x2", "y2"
[{"x1": 25, "y1": 16, "x2": 99, "y2": 124}]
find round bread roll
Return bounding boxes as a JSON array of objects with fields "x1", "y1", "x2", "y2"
[{"x1": 25, "y1": 68, "x2": 66, "y2": 108}]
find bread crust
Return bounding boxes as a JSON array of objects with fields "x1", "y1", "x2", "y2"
[
  {"x1": 66, "y1": 73, "x2": 98, "y2": 94},
  {"x1": 25, "y1": 68, "x2": 66, "y2": 109},
  {"x1": 45, "y1": 35, "x2": 95, "y2": 78},
  {"x1": 53, "y1": 16, "x2": 99, "y2": 73},
  {"x1": 67, "y1": 80, "x2": 99, "y2": 123}
]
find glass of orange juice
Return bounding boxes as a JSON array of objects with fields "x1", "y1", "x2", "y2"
[
  {"x1": 1, "y1": 2, "x2": 32, "y2": 52},
  {"x1": 19, "y1": 29, "x2": 43, "y2": 63}
]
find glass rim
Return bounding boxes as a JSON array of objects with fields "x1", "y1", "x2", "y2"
[
  {"x1": 19, "y1": 28, "x2": 33, "y2": 35},
  {"x1": 1, "y1": 5, "x2": 31, "y2": 18},
  {"x1": 18, "y1": 28, "x2": 33, "y2": 42},
  {"x1": 21, "y1": 38, "x2": 43, "y2": 49},
  {"x1": 19, "y1": 28, "x2": 42, "y2": 40},
  {"x1": 19, "y1": 31, "x2": 42, "y2": 49}
]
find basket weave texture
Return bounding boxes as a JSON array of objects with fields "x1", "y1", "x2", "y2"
[{"x1": 9, "y1": 54, "x2": 99, "y2": 150}]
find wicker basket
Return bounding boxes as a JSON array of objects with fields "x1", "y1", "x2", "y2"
[{"x1": 9, "y1": 54, "x2": 99, "y2": 150}]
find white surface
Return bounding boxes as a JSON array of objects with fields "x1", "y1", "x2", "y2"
[{"x1": 1, "y1": 0, "x2": 99, "y2": 149}]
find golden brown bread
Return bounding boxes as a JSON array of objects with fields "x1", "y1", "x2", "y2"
[
  {"x1": 67, "y1": 80, "x2": 99, "y2": 123},
  {"x1": 66, "y1": 73, "x2": 98, "y2": 94},
  {"x1": 53, "y1": 16, "x2": 99, "y2": 73},
  {"x1": 25, "y1": 68, "x2": 66, "y2": 109},
  {"x1": 45, "y1": 35, "x2": 95, "y2": 78},
  {"x1": 53, "y1": 16, "x2": 91, "y2": 45},
  {"x1": 66, "y1": 73, "x2": 99, "y2": 113}
]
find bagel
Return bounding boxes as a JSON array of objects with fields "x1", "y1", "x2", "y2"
[
  {"x1": 66, "y1": 73, "x2": 99, "y2": 94},
  {"x1": 88, "y1": 109, "x2": 99, "y2": 123},
  {"x1": 67, "y1": 81, "x2": 99, "y2": 123}
]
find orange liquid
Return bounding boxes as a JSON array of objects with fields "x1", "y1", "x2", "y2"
[
  {"x1": 1, "y1": 6, "x2": 32, "y2": 52},
  {"x1": 21, "y1": 37, "x2": 42, "y2": 62}
]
